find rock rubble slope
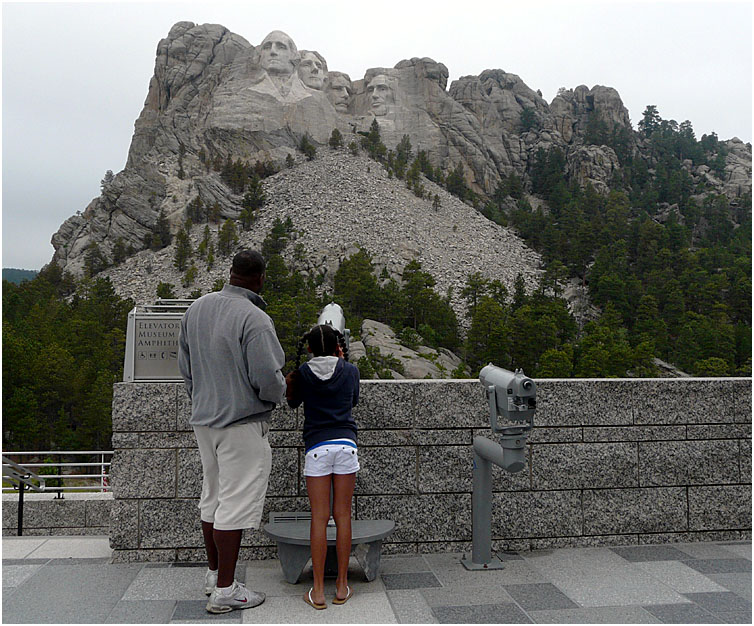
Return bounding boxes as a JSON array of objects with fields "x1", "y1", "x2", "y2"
[{"x1": 101, "y1": 149, "x2": 543, "y2": 325}]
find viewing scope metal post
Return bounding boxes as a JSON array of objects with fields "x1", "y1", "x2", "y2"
[{"x1": 462, "y1": 364, "x2": 536, "y2": 571}]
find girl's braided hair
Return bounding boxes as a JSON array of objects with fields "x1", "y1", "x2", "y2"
[{"x1": 295, "y1": 324, "x2": 350, "y2": 367}]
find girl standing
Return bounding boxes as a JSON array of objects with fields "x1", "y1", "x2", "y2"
[{"x1": 285, "y1": 324, "x2": 360, "y2": 609}]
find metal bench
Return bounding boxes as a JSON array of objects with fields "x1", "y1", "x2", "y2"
[{"x1": 263, "y1": 512, "x2": 395, "y2": 584}]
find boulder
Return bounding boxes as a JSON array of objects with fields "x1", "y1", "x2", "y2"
[
  {"x1": 359, "y1": 320, "x2": 467, "y2": 379},
  {"x1": 565, "y1": 144, "x2": 621, "y2": 194}
]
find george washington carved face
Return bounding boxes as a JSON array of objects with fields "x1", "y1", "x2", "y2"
[{"x1": 258, "y1": 30, "x2": 298, "y2": 76}]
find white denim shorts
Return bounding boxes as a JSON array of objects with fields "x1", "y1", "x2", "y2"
[{"x1": 304, "y1": 440, "x2": 360, "y2": 477}]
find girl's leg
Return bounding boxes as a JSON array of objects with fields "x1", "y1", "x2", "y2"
[
  {"x1": 306, "y1": 475, "x2": 332, "y2": 605},
  {"x1": 332, "y1": 472, "x2": 356, "y2": 600}
]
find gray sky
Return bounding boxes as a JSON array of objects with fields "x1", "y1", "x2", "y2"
[{"x1": 2, "y1": 0, "x2": 752, "y2": 270}]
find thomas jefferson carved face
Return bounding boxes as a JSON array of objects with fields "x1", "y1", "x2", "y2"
[
  {"x1": 367, "y1": 74, "x2": 393, "y2": 116},
  {"x1": 326, "y1": 72, "x2": 352, "y2": 112},
  {"x1": 299, "y1": 51, "x2": 326, "y2": 90},
  {"x1": 259, "y1": 30, "x2": 297, "y2": 76}
]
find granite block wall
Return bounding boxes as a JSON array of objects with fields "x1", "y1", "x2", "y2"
[
  {"x1": 2, "y1": 495, "x2": 113, "y2": 536},
  {"x1": 109, "y1": 378, "x2": 752, "y2": 562}
]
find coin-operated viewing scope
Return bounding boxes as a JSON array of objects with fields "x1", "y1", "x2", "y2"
[
  {"x1": 317, "y1": 302, "x2": 350, "y2": 355},
  {"x1": 479, "y1": 364, "x2": 536, "y2": 431},
  {"x1": 462, "y1": 364, "x2": 537, "y2": 571}
]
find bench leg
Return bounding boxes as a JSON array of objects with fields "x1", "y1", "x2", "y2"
[
  {"x1": 325, "y1": 546, "x2": 339, "y2": 577},
  {"x1": 354, "y1": 540, "x2": 383, "y2": 582},
  {"x1": 277, "y1": 542, "x2": 311, "y2": 584}
]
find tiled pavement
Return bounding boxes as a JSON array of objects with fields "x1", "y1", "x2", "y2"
[{"x1": 2, "y1": 536, "x2": 751, "y2": 623}]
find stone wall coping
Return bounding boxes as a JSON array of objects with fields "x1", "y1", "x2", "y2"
[{"x1": 2, "y1": 493, "x2": 113, "y2": 501}]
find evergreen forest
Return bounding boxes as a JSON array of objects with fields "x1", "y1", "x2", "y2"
[{"x1": 2, "y1": 105, "x2": 751, "y2": 452}]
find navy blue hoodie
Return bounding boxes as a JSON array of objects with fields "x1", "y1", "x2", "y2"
[{"x1": 289, "y1": 357, "x2": 360, "y2": 451}]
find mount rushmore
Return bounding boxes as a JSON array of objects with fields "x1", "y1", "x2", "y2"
[{"x1": 51, "y1": 22, "x2": 751, "y2": 278}]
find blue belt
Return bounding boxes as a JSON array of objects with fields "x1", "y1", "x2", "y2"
[{"x1": 306, "y1": 439, "x2": 357, "y2": 453}]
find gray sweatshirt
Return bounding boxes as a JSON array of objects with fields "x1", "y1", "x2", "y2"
[{"x1": 178, "y1": 284, "x2": 286, "y2": 428}]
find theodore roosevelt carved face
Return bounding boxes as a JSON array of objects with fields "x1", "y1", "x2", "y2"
[
  {"x1": 326, "y1": 72, "x2": 352, "y2": 112},
  {"x1": 258, "y1": 30, "x2": 298, "y2": 76}
]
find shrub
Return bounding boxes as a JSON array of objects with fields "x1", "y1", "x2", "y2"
[{"x1": 156, "y1": 282, "x2": 176, "y2": 298}]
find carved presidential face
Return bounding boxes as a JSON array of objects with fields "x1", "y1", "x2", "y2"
[
  {"x1": 259, "y1": 31, "x2": 296, "y2": 76},
  {"x1": 299, "y1": 51, "x2": 326, "y2": 90},
  {"x1": 367, "y1": 74, "x2": 393, "y2": 116},
  {"x1": 326, "y1": 73, "x2": 352, "y2": 112}
]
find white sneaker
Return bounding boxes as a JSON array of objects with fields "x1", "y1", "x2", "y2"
[
  {"x1": 206, "y1": 580, "x2": 265, "y2": 613},
  {"x1": 204, "y1": 569, "x2": 217, "y2": 596}
]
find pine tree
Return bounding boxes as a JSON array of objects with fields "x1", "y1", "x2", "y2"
[
  {"x1": 173, "y1": 227, "x2": 192, "y2": 271},
  {"x1": 186, "y1": 196, "x2": 205, "y2": 223},
  {"x1": 112, "y1": 238, "x2": 128, "y2": 265},
  {"x1": 197, "y1": 226, "x2": 211, "y2": 260},
  {"x1": 84, "y1": 242, "x2": 108, "y2": 277},
  {"x1": 242, "y1": 174, "x2": 265, "y2": 211},
  {"x1": 362, "y1": 118, "x2": 387, "y2": 161},
  {"x1": 329, "y1": 128, "x2": 343, "y2": 149},
  {"x1": 638, "y1": 105, "x2": 661, "y2": 137},
  {"x1": 217, "y1": 220, "x2": 239, "y2": 256},
  {"x1": 520, "y1": 107, "x2": 538, "y2": 132},
  {"x1": 446, "y1": 162, "x2": 469, "y2": 201},
  {"x1": 154, "y1": 209, "x2": 172, "y2": 248},
  {"x1": 183, "y1": 264, "x2": 198, "y2": 288},
  {"x1": 156, "y1": 282, "x2": 176, "y2": 299},
  {"x1": 299, "y1": 134, "x2": 316, "y2": 160},
  {"x1": 333, "y1": 248, "x2": 383, "y2": 328},
  {"x1": 208, "y1": 202, "x2": 222, "y2": 224}
]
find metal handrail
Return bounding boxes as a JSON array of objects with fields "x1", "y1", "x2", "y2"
[
  {"x1": 2, "y1": 456, "x2": 46, "y2": 492},
  {"x1": 2, "y1": 456, "x2": 46, "y2": 536},
  {"x1": 18, "y1": 463, "x2": 110, "y2": 468},
  {"x1": 2, "y1": 451, "x2": 113, "y2": 495},
  {"x1": 3, "y1": 451, "x2": 113, "y2": 455}
]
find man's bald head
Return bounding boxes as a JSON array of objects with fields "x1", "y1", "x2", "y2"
[{"x1": 230, "y1": 250, "x2": 266, "y2": 293}]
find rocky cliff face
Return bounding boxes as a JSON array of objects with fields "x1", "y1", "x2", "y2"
[{"x1": 51, "y1": 21, "x2": 752, "y2": 278}]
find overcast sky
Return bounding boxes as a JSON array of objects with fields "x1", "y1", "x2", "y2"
[{"x1": 2, "y1": 0, "x2": 752, "y2": 270}]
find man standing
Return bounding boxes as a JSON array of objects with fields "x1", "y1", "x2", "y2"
[{"x1": 178, "y1": 250, "x2": 286, "y2": 614}]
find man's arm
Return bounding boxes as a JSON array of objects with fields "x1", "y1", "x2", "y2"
[
  {"x1": 285, "y1": 369, "x2": 303, "y2": 409},
  {"x1": 178, "y1": 317, "x2": 193, "y2": 398},
  {"x1": 245, "y1": 326, "x2": 287, "y2": 405}
]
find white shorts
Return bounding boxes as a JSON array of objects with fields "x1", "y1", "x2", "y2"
[
  {"x1": 193, "y1": 421, "x2": 272, "y2": 531},
  {"x1": 304, "y1": 440, "x2": 360, "y2": 477}
]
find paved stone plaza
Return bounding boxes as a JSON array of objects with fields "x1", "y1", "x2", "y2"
[{"x1": 2, "y1": 535, "x2": 750, "y2": 623}]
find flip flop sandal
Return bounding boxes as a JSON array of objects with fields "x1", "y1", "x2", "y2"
[
  {"x1": 304, "y1": 588, "x2": 327, "y2": 610},
  {"x1": 332, "y1": 585, "x2": 354, "y2": 605}
]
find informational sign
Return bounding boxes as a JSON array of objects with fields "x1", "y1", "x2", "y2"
[
  {"x1": 133, "y1": 318, "x2": 181, "y2": 378},
  {"x1": 123, "y1": 301, "x2": 193, "y2": 382}
]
